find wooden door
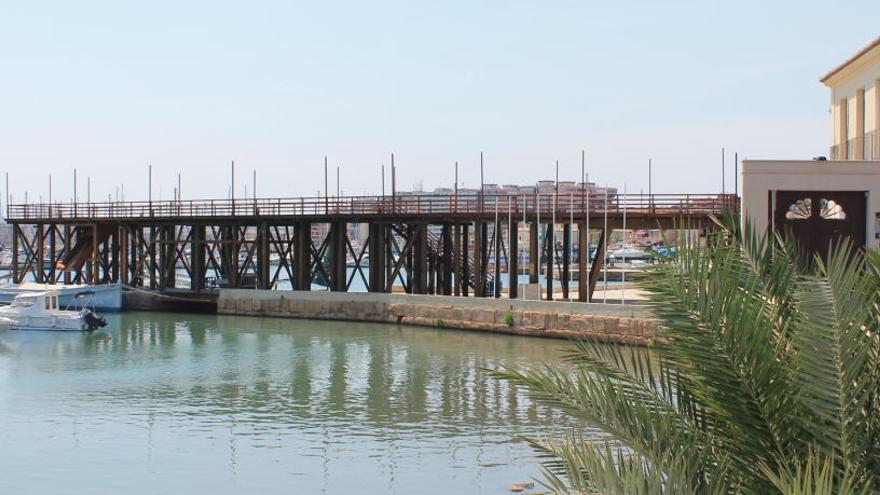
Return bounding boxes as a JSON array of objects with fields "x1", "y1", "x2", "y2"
[{"x1": 773, "y1": 190, "x2": 866, "y2": 261}]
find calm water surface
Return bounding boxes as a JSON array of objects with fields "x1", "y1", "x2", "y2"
[{"x1": 0, "y1": 312, "x2": 592, "y2": 494}]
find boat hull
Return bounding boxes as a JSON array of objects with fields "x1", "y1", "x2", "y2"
[{"x1": 1, "y1": 314, "x2": 89, "y2": 331}]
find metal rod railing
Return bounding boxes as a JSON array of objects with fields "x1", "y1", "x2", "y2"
[{"x1": 5, "y1": 193, "x2": 739, "y2": 221}]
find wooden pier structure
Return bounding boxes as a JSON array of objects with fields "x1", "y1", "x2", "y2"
[{"x1": 4, "y1": 192, "x2": 737, "y2": 302}]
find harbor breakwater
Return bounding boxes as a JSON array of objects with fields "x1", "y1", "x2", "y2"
[{"x1": 218, "y1": 290, "x2": 659, "y2": 345}]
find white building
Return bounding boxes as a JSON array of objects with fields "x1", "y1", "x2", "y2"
[
  {"x1": 743, "y1": 35, "x2": 880, "y2": 256},
  {"x1": 821, "y1": 36, "x2": 880, "y2": 160}
]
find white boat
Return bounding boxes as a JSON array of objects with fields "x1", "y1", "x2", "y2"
[
  {"x1": 608, "y1": 246, "x2": 655, "y2": 261},
  {"x1": 0, "y1": 290, "x2": 108, "y2": 331},
  {"x1": 0, "y1": 282, "x2": 122, "y2": 311}
]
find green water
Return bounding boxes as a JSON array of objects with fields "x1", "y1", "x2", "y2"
[{"x1": 0, "y1": 312, "x2": 592, "y2": 494}]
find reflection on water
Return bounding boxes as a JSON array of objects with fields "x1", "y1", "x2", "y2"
[{"x1": 0, "y1": 313, "x2": 591, "y2": 494}]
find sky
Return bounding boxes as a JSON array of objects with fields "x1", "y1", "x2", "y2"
[{"x1": 0, "y1": 0, "x2": 878, "y2": 204}]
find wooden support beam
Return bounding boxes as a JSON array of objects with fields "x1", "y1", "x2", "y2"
[
  {"x1": 461, "y1": 224, "x2": 469, "y2": 297},
  {"x1": 578, "y1": 221, "x2": 589, "y2": 302},
  {"x1": 528, "y1": 221, "x2": 538, "y2": 284},
  {"x1": 119, "y1": 225, "x2": 129, "y2": 285},
  {"x1": 191, "y1": 225, "x2": 205, "y2": 291},
  {"x1": 508, "y1": 220, "x2": 518, "y2": 299},
  {"x1": 562, "y1": 223, "x2": 570, "y2": 300},
  {"x1": 110, "y1": 226, "x2": 119, "y2": 283},
  {"x1": 412, "y1": 223, "x2": 428, "y2": 294},
  {"x1": 48, "y1": 225, "x2": 58, "y2": 284},
  {"x1": 293, "y1": 221, "x2": 311, "y2": 290},
  {"x1": 441, "y1": 224, "x2": 453, "y2": 295},
  {"x1": 329, "y1": 221, "x2": 347, "y2": 291},
  {"x1": 91, "y1": 224, "x2": 99, "y2": 286},
  {"x1": 588, "y1": 227, "x2": 613, "y2": 302},
  {"x1": 453, "y1": 224, "x2": 461, "y2": 296},
  {"x1": 64, "y1": 225, "x2": 72, "y2": 284},
  {"x1": 474, "y1": 221, "x2": 488, "y2": 297},
  {"x1": 158, "y1": 225, "x2": 168, "y2": 290},
  {"x1": 11, "y1": 224, "x2": 19, "y2": 283},
  {"x1": 368, "y1": 223, "x2": 385, "y2": 292},
  {"x1": 256, "y1": 221, "x2": 270, "y2": 290},
  {"x1": 493, "y1": 221, "x2": 501, "y2": 298},
  {"x1": 545, "y1": 223, "x2": 554, "y2": 301},
  {"x1": 36, "y1": 224, "x2": 45, "y2": 283}
]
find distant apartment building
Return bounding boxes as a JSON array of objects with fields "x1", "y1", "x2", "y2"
[{"x1": 821, "y1": 36, "x2": 880, "y2": 160}]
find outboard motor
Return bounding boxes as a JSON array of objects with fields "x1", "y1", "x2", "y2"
[{"x1": 83, "y1": 309, "x2": 108, "y2": 331}]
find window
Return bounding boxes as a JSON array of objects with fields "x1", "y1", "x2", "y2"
[
  {"x1": 785, "y1": 198, "x2": 811, "y2": 220},
  {"x1": 820, "y1": 199, "x2": 846, "y2": 220}
]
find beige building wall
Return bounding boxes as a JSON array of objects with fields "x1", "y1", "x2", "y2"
[
  {"x1": 741, "y1": 160, "x2": 880, "y2": 249},
  {"x1": 822, "y1": 37, "x2": 880, "y2": 160}
]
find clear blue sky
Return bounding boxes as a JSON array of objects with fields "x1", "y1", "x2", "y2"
[{"x1": 1, "y1": 0, "x2": 878, "y2": 203}]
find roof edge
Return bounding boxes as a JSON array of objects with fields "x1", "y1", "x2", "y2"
[{"x1": 820, "y1": 35, "x2": 880, "y2": 84}]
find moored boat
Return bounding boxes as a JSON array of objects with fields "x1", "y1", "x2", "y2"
[
  {"x1": 0, "y1": 290, "x2": 108, "y2": 331},
  {"x1": 0, "y1": 282, "x2": 122, "y2": 311}
]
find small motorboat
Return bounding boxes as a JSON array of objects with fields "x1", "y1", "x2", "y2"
[{"x1": 0, "y1": 290, "x2": 108, "y2": 331}]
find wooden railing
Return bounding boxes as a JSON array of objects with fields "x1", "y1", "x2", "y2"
[{"x1": 6, "y1": 193, "x2": 739, "y2": 221}]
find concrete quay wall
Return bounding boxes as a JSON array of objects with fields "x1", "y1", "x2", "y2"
[{"x1": 218, "y1": 290, "x2": 659, "y2": 345}]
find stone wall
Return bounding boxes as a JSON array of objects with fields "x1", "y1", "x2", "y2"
[{"x1": 218, "y1": 290, "x2": 659, "y2": 346}]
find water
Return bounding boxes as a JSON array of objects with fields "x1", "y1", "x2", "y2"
[{"x1": 0, "y1": 312, "x2": 594, "y2": 494}]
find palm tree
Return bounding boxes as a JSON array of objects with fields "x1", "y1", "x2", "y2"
[{"x1": 491, "y1": 217, "x2": 880, "y2": 494}]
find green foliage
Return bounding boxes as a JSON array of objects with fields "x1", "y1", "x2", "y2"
[
  {"x1": 504, "y1": 311, "x2": 515, "y2": 327},
  {"x1": 490, "y1": 215, "x2": 880, "y2": 494},
  {"x1": 434, "y1": 318, "x2": 444, "y2": 328}
]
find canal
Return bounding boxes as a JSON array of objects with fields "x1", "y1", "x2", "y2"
[{"x1": 0, "y1": 312, "x2": 594, "y2": 494}]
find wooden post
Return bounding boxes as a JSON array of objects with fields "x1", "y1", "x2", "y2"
[
  {"x1": 11, "y1": 224, "x2": 19, "y2": 284},
  {"x1": 545, "y1": 222, "x2": 553, "y2": 301},
  {"x1": 293, "y1": 221, "x2": 311, "y2": 290},
  {"x1": 412, "y1": 223, "x2": 428, "y2": 294},
  {"x1": 462, "y1": 224, "x2": 470, "y2": 297},
  {"x1": 588, "y1": 228, "x2": 613, "y2": 302},
  {"x1": 441, "y1": 224, "x2": 453, "y2": 295},
  {"x1": 562, "y1": 223, "x2": 570, "y2": 299},
  {"x1": 578, "y1": 221, "x2": 589, "y2": 302},
  {"x1": 367, "y1": 223, "x2": 383, "y2": 292},
  {"x1": 110, "y1": 226, "x2": 119, "y2": 283},
  {"x1": 508, "y1": 220, "x2": 518, "y2": 299},
  {"x1": 453, "y1": 224, "x2": 461, "y2": 296},
  {"x1": 528, "y1": 221, "x2": 539, "y2": 284},
  {"x1": 257, "y1": 221, "x2": 270, "y2": 290},
  {"x1": 191, "y1": 225, "x2": 205, "y2": 291},
  {"x1": 91, "y1": 224, "x2": 99, "y2": 285},
  {"x1": 158, "y1": 225, "x2": 168, "y2": 290},
  {"x1": 36, "y1": 224, "x2": 45, "y2": 283},
  {"x1": 329, "y1": 221, "x2": 347, "y2": 291},
  {"x1": 473, "y1": 221, "x2": 486, "y2": 297}
]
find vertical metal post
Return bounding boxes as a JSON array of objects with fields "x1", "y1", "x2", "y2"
[
  {"x1": 734, "y1": 152, "x2": 739, "y2": 197},
  {"x1": 603, "y1": 186, "x2": 609, "y2": 303},
  {"x1": 391, "y1": 153, "x2": 396, "y2": 212},
  {"x1": 454, "y1": 161, "x2": 458, "y2": 212},
  {"x1": 479, "y1": 152, "x2": 484, "y2": 212}
]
